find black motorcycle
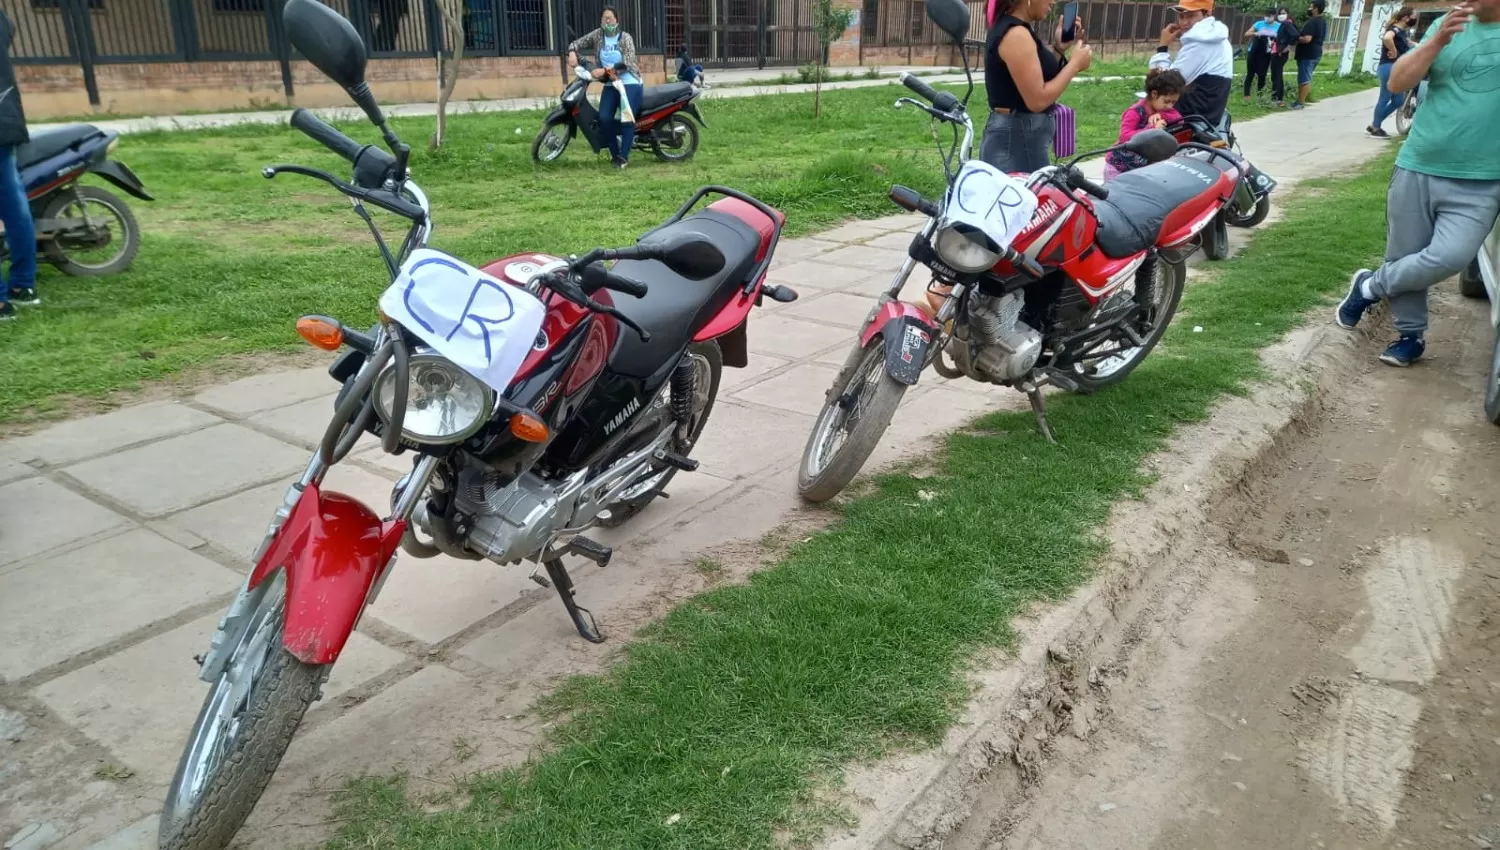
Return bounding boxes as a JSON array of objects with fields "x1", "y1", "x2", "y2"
[{"x1": 531, "y1": 62, "x2": 706, "y2": 164}]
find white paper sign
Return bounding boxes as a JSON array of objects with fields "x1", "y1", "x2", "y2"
[
  {"x1": 378, "y1": 248, "x2": 548, "y2": 394},
  {"x1": 946, "y1": 160, "x2": 1040, "y2": 252}
]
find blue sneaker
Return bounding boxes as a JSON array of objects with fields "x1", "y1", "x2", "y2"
[
  {"x1": 1336, "y1": 269, "x2": 1376, "y2": 329},
  {"x1": 1379, "y1": 335, "x2": 1426, "y2": 367}
]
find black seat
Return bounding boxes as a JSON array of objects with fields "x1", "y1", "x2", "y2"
[
  {"x1": 1092, "y1": 157, "x2": 1229, "y2": 259},
  {"x1": 607, "y1": 209, "x2": 763, "y2": 379},
  {"x1": 640, "y1": 82, "x2": 694, "y2": 114},
  {"x1": 16, "y1": 125, "x2": 104, "y2": 170}
]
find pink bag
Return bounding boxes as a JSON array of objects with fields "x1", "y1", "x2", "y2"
[
  {"x1": 986, "y1": 0, "x2": 998, "y2": 26},
  {"x1": 1051, "y1": 103, "x2": 1076, "y2": 159}
]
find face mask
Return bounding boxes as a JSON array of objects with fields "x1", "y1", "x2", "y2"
[
  {"x1": 1278, "y1": 13, "x2": 1288, "y2": 20},
  {"x1": 603, "y1": 22, "x2": 619, "y2": 34}
]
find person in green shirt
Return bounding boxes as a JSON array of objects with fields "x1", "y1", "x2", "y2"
[{"x1": 1335, "y1": 0, "x2": 1500, "y2": 366}]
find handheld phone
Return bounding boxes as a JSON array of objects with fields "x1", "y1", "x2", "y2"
[{"x1": 1060, "y1": 1, "x2": 1079, "y2": 41}]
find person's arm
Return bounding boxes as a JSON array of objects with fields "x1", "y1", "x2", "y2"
[
  {"x1": 1117, "y1": 106, "x2": 1146, "y2": 143},
  {"x1": 1389, "y1": 8, "x2": 1466, "y2": 92},
  {"x1": 566, "y1": 28, "x2": 601, "y2": 66},
  {"x1": 1150, "y1": 23, "x2": 1180, "y2": 70},
  {"x1": 1381, "y1": 28, "x2": 1398, "y2": 58},
  {"x1": 1001, "y1": 26, "x2": 1089, "y2": 112}
]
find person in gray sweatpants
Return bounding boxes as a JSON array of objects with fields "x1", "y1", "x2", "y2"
[{"x1": 1335, "y1": 0, "x2": 1500, "y2": 366}]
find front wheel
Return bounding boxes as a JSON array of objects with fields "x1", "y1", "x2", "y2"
[
  {"x1": 649, "y1": 116, "x2": 700, "y2": 162},
  {"x1": 1394, "y1": 93, "x2": 1418, "y2": 136},
  {"x1": 159, "y1": 572, "x2": 326, "y2": 850},
  {"x1": 1225, "y1": 191, "x2": 1271, "y2": 228},
  {"x1": 42, "y1": 185, "x2": 140, "y2": 276},
  {"x1": 797, "y1": 340, "x2": 908, "y2": 503},
  {"x1": 1485, "y1": 328, "x2": 1500, "y2": 426},
  {"x1": 1201, "y1": 212, "x2": 1231, "y2": 261},
  {"x1": 1068, "y1": 257, "x2": 1187, "y2": 394},
  {"x1": 531, "y1": 119, "x2": 573, "y2": 163},
  {"x1": 1460, "y1": 258, "x2": 1487, "y2": 299}
]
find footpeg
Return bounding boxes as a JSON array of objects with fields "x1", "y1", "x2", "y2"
[
  {"x1": 762, "y1": 284, "x2": 799, "y2": 303},
  {"x1": 564, "y1": 535, "x2": 613, "y2": 568},
  {"x1": 657, "y1": 450, "x2": 700, "y2": 472}
]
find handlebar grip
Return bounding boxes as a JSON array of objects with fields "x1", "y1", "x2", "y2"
[
  {"x1": 899, "y1": 72, "x2": 942, "y2": 105},
  {"x1": 1008, "y1": 250, "x2": 1045, "y2": 279},
  {"x1": 1066, "y1": 169, "x2": 1110, "y2": 201},
  {"x1": 290, "y1": 108, "x2": 365, "y2": 164},
  {"x1": 888, "y1": 185, "x2": 940, "y2": 218},
  {"x1": 605, "y1": 271, "x2": 649, "y2": 298}
]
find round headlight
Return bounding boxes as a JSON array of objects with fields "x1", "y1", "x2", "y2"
[
  {"x1": 933, "y1": 225, "x2": 1002, "y2": 274},
  {"x1": 373, "y1": 352, "x2": 494, "y2": 445}
]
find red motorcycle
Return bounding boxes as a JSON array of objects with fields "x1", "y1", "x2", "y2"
[
  {"x1": 796, "y1": 0, "x2": 1245, "y2": 502},
  {"x1": 157, "y1": 2, "x2": 795, "y2": 847}
]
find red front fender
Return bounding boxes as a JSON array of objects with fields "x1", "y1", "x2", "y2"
[{"x1": 247, "y1": 482, "x2": 405, "y2": 665}]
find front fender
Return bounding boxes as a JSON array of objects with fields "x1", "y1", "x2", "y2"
[
  {"x1": 859, "y1": 301, "x2": 938, "y2": 386},
  {"x1": 247, "y1": 482, "x2": 405, "y2": 665},
  {"x1": 683, "y1": 101, "x2": 707, "y2": 128}
]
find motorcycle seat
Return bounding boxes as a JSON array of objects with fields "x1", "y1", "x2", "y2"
[
  {"x1": 640, "y1": 82, "x2": 694, "y2": 114},
  {"x1": 1092, "y1": 157, "x2": 1231, "y2": 259},
  {"x1": 606, "y1": 209, "x2": 763, "y2": 379},
  {"x1": 17, "y1": 124, "x2": 105, "y2": 170}
]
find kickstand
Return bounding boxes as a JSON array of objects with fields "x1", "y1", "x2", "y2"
[
  {"x1": 1025, "y1": 385, "x2": 1057, "y2": 444},
  {"x1": 543, "y1": 558, "x2": 606, "y2": 644}
]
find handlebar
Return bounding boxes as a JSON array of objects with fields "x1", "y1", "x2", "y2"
[
  {"x1": 579, "y1": 261, "x2": 649, "y2": 298},
  {"x1": 898, "y1": 72, "x2": 962, "y2": 116},
  {"x1": 1065, "y1": 168, "x2": 1110, "y2": 201},
  {"x1": 289, "y1": 108, "x2": 400, "y2": 190},
  {"x1": 263, "y1": 164, "x2": 427, "y2": 222}
]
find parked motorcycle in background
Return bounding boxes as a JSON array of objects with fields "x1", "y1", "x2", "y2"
[
  {"x1": 1459, "y1": 215, "x2": 1500, "y2": 425},
  {"x1": 157, "y1": 2, "x2": 795, "y2": 847},
  {"x1": 531, "y1": 60, "x2": 706, "y2": 163},
  {"x1": 1164, "y1": 111, "x2": 1277, "y2": 260},
  {"x1": 1, "y1": 123, "x2": 151, "y2": 276},
  {"x1": 796, "y1": 0, "x2": 1249, "y2": 503}
]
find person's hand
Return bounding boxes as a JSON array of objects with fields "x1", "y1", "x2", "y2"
[
  {"x1": 1054, "y1": 16, "x2": 1084, "y2": 50},
  {"x1": 1160, "y1": 23, "x2": 1181, "y2": 44},
  {"x1": 1069, "y1": 42, "x2": 1094, "y2": 72},
  {"x1": 1431, "y1": 3, "x2": 1473, "y2": 45},
  {"x1": 591, "y1": 67, "x2": 607, "y2": 80},
  {"x1": 1148, "y1": 113, "x2": 1166, "y2": 129},
  {"x1": 567, "y1": 51, "x2": 578, "y2": 67}
]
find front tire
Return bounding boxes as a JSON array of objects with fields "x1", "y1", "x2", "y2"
[
  {"x1": 1460, "y1": 258, "x2": 1487, "y2": 299},
  {"x1": 1394, "y1": 93, "x2": 1417, "y2": 136},
  {"x1": 159, "y1": 573, "x2": 325, "y2": 850},
  {"x1": 797, "y1": 340, "x2": 908, "y2": 503},
  {"x1": 42, "y1": 185, "x2": 140, "y2": 276},
  {"x1": 1069, "y1": 257, "x2": 1187, "y2": 393},
  {"x1": 1201, "y1": 212, "x2": 1231, "y2": 261},
  {"x1": 531, "y1": 119, "x2": 573, "y2": 163},
  {"x1": 649, "y1": 116, "x2": 700, "y2": 162},
  {"x1": 1225, "y1": 192, "x2": 1271, "y2": 228}
]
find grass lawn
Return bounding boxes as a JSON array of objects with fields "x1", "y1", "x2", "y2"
[
  {"x1": 323, "y1": 150, "x2": 1399, "y2": 849},
  {"x1": 0, "y1": 72, "x2": 1374, "y2": 425}
]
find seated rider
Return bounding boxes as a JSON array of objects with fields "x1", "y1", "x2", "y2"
[
  {"x1": 676, "y1": 45, "x2": 707, "y2": 87},
  {"x1": 1150, "y1": 0, "x2": 1234, "y2": 126}
]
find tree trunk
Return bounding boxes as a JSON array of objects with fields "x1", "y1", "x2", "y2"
[
  {"x1": 814, "y1": 63, "x2": 823, "y2": 118},
  {"x1": 429, "y1": 0, "x2": 465, "y2": 152}
]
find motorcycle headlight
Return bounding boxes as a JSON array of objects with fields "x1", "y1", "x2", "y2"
[
  {"x1": 373, "y1": 352, "x2": 494, "y2": 445},
  {"x1": 933, "y1": 225, "x2": 1002, "y2": 274}
]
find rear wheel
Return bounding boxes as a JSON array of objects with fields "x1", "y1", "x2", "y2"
[
  {"x1": 1069, "y1": 257, "x2": 1187, "y2": 393},
  {"x1": 649, "y1": 116, "x2": 700, "y2": 162},
  {"x1": 797, "y1": 340, "x2": 908, "y2": 503},
  {"x1": 1394, "y1": 92, "x2": 1418, "y2": 136},
  {"x1": 1460, "y1": 258, "x2": 1487, "y2": 299},
  {"x1": 159, "y1": 571, "x2": 325, "y2": 850},
  {"x1": 1201, "y1": 212, "x2": 1231, "y2": 261},
  {"x1": 531, "y1": 119, "x2": 573, "y2": 163},
  {"x1": 596, "y1": 341, "x2": 722, "y2": 528},
  {"x1": 42, "y1": 185, "x2": 140, "y2": 276}
]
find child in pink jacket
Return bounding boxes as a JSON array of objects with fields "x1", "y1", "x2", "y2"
[{"x1": 1104, "y1": 69, "x2": 1186, "y2": 181}]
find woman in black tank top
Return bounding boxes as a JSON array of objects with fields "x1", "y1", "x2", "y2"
[
  {"x1": 981, "y1": 0, "x2": 1092, "y2": 173},
  {"x1": 1368, "y1": 5, "x2": 1415, "y2": 137}
]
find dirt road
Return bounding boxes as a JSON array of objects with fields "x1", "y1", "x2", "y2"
[{"x1": 943, "y1": 285, "x2": 1500, "y2": 850}]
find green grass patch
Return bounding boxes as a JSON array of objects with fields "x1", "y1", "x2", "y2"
[
  {"x1": 0, "y1": 73, "x2": 1373, "y2": 424},
  {"x1": 323, "y1": 151, "x2": 1398, "y2": 848}
]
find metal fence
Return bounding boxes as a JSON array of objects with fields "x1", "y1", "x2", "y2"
[{"x1": 663, "y1": 0, "x2": 828, "y2": 68}]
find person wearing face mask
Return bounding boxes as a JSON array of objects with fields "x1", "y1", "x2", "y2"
[
  {"x1": 1244, "y1": 8, "x2": 1280, "y2": 102},
  {"x1": 567, "y1": 6, "x2": 643, "y2": 169},
  {"x1": 1336, "y1": 0, "x2": 1500, "y2": 367},
  {"x1": 1291, "y1": 0, "x2": 1328, "y2": 109},
  {"x1": 980, "y1": 0, "x2": 1093, "y2": 173},
  {"x1": 1368, "y1": 6, "x2": 1418, "y2": 136},
  {"x1": 1150, "y1": 0, "x2": 1234, "y2": 126},
  {"x1": 1270, "y1": 6, "x2": 1299, "y2": 106}
]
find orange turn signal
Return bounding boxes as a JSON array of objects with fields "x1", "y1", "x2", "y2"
[
  {"x1": 510, "y1": 412, "x2": 550, "y2": 443},
  {"x1": 1210, "y1": 139, "x2": 1228, "y2": 149},
  {"x1": 296, "y1": 316, "x2": 344, "y2": 351}
]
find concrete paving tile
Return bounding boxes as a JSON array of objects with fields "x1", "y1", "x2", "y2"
[
  {"x1": 63, "y1": 424, "x2": 308, "y2": 519},
  {"x1": 718, "y1": 352, "x2": 792, "y2": 392},
  {"x1": 247, "y1": 393, "x2": 340, "y2": 447},
  {"x1": 168, "y1": 479, "x2": 286, "y2": 562},
  {"x1": 32, "y1": 613, "x2": 404, "y2": 785},
  {"x1": 863, "y1": 230, "x2": 921, "y2": 252},
  {"x1": 0, "y1": 453, "x2": 35, "y2": 485},
  {"x1": 0, "y1": 529, "x2": 236, "y2": 680},
  {"x1": 839, "y1": 270, "x2": 908, "y2": 297},
  {"x1": 193, "y1": 365, "x2": 338, "y2": 416},
  {"x1": 2, "y1": 402, "x2": 221, "y2": 467},
  {"x1": 0, "y1": 478, "x2": 131, "y2": 570},
  {"x1": 744, "y1": 315, "x2": 844, "y2": 359},
  {"x1": 813, "y1": 245, "x2": 911, "y2": 273},
  {"x1": 732, "y1": 363, "x2": 844, "y2": 418},
  {"x1": 816, "y1": 219, "x2": 905, "y2": 242},
  {"x1": 769, "y1": 237, "x2": 841, "y2": 267},
  {"x1": 367, "y1": 552, "x2": 541, "y2": 647},
  {"x1": 770, "y1": 258, "x2": 889, "y2": 290},
  {"x1": 82, "y1": 815, "x2": 159, "y2": 850},
  {"x1": 591, "y1": 471, "x2": 738, "y2": 550},
  {"x1": 783, "y1": 292, "x2": 882, "y2": 328},
  {"x1": 689, "y1": 400, "x2": 814, "y2": 482}
]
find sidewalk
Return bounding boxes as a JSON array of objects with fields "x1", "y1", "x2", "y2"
[{"x1": 0, "y1": 88, "x2": 1383, "y2": 850}]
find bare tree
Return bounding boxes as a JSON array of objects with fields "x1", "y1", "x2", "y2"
[
  {"x1": 811, "y1": 0, "x2": 857, "y2": 118},
  {"x1": 429, "y1": 0, "x2": 465, "y2": 151}
]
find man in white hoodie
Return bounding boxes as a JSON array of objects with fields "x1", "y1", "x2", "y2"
[{"x1": 1149, "y1": 0, "x2": 1235, "y2": 125}]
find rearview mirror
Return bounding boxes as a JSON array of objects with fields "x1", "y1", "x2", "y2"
[
  {"x1": 654, "y1": 233, "x2": 726, "y2": 280},
  {"x1": 283, "y1": 0, "x2": 387, "y2": 125},
  {"x1": 926, "y1": 0, "x2": 972, "y2": 43},
  {"x1": 1124, "y1": 128, "x2": 1179, "y2": 163}
]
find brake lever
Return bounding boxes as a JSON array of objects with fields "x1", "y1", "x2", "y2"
[
  {"x1": 545, "y1": 273, "x2": 651, "y2": 342},
  {"x1": 589, "y1": 299, "x2": 651, "y2": 342}
]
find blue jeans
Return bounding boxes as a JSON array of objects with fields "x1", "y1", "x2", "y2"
[
  {"x1": 677, "y1": 63, "x2": 703, "y2": 83},
  {"x1": 1372, "y1": 63, "x2": 1403, "y2": 130},
  {"x1": 0, "y1": 146, "x2": 35, "y2": 301},
  {"x1": 598, "y1": 82, "x2": 644, "y2": 162},
  {"x1": 1296, "y1": 57, "x2": 1320, "y2": 86}
]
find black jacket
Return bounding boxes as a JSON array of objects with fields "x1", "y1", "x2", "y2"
[{"x1": 0, "y1": 10, "x2": 29, "y2": 147}]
